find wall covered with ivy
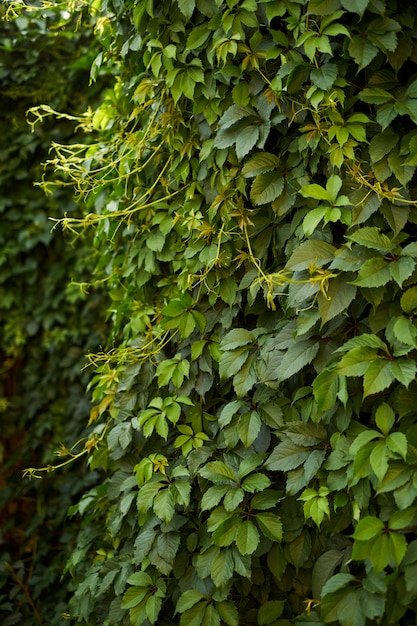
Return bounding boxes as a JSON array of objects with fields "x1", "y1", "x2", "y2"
[{"x1": 5, "y1": 0, "x2": 417, "y2": 625}]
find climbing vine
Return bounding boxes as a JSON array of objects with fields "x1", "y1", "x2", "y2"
[{"x1": 9, "y1": 0, "x2": 417, "y2": 624}]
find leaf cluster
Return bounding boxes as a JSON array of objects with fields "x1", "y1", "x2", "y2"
[{"x1": 21, "y1": 0, "x2": 417, "y2": 625}]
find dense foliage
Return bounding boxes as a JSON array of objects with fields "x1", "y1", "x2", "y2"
[
  {"x1": 0, "y1": 6, "x2": 105, "y2": 625},
  {"x1": 8, "y1": 0, "x2": 417, "y2": 624}
]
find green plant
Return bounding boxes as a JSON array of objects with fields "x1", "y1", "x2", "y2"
[
  {"x1": 19, "y1": 0, "x2": 417, "y2": 624},
  {"x1": 0, "y1": 5, "x2": 106, "y2": 625}
]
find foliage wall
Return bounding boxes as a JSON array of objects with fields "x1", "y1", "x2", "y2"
[
  {"x1": 13, "y1": 0, "x2": 417, "y2": 625},
  {"x1": 0, "y1": 6, "x2": 105, "y2": 625}
]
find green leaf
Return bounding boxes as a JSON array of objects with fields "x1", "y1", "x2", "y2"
[
  {"x1": 146, "y1": 594, "x2": 162, "y2": 624},
  {"x1": 257, "y1": 600, "x2": 284, "y2": 625},
  {"x1": 300, "y1": 183, "x2": 331, "y2": 202},
  {"x1": 250, "y1": 490, "x2": 281, "y2": 510},
  {"x1": 388, "y1": 532, "x2": 407, "y2": 567},
  {"x1": 313, "y1": 368, "x2": 339, "y2": 411},
  {"x1": 122, "y1": 587, "x2": 150, "y2": 609},
  {"x1": 235, "y1": 519, "x2": 260, "y2": 555},
  {"x1": 393, "y1": 316, "x2": 417, "y2": 347},
  {"x1": 369, "y1": 129, "x2": 399, "y2": 162},
  {"x1": 321, "y1": 573, "x2": 356, "y2": 596},
  {"x1": 176, "y1": 0, "x2": 196, "y2": 19},
  {"x1": 401, "y1": 286, "x2": 417, "y2": 314},
  {"x1": 391, "y1": 359, "x2": 417, "y2": 387},
  {"x1": 359, "y1": 87, "x2": 394, "y2": 105},
  {"x1": 278, "y1": 340, "x2": 319, "y2": 380},
  {"x1": 337, "y1": 333, "x2": 388, "y2": 352},
  {"x1": 341, "y1": 0, "x2": 369, "y2": 17},
  {"x1": 221, "y1": 328, "x2": 255, "y2": 350},
  {"x1": 179, "y1": 602, "x2": 207, "y2": 626},
  {"x1": 363, "y1": 359, "x2": 395, "y2": 397},
  {"x1": 255, "y1": 512, "x2": 283, "y2": 542},
  {"x1": 210, "y1": 549, "x2": 234, "y2": 587},
  {"x1": 201, "y1": 485, "x2": 229, "y2": 511},
  {"x1": 303, "y1": 206, "x2": 327, "y2": 236},
  {"x1": 351, "y1": 190, "x2": 381, "y2": 225},
  {"x1": 186, "y1": 25, "x2": 210, "y2": 50},
  {"x1": 352, "y1": 516, "x2": 384, "y2": 540},
  {"x1": 377, "y1": 103, "x2": 398, "y2": 130},
  {"x1": 286, "y1": 240, "x2": 336, "y2": 271},
  {"x1": 242, "y1": 152, "x2": 280, "y2": 177},
  {"x1": 349, "y1": 35, "x2": 378, "y2": 70},
  {"x1": 347, "y1": 227, "x2": 392, "y2": 252},
  {"x1": 219, "y1": 347, "x2": 251, "y2": 379},
  {"x1": 223, "y1": 487, "x2": 245, "y2": 512},
  {"x1": 237, "y1": 411, "x2": 261, "y2": 447},
  {"x1": 250, "y1": 171, "x2": 284, "y2": 205},
  {"x1": 217, "y1": 600, "x2": 239, "y2": 626},
  {"x1": 389, "y1": 507, "x2": 417, "y2": 530},
  {"x1": 318, "y1": 275, "x2": 357, "y2": 324},
  {"x1": 377, "y1": 464, "x2": 412, "y2": 494},
  {"x1": 370, "y1": 441, "x2": 389, "y2": 482},
  {"x1": 266, "y1": 439, "x2": 310, "y2": 472},
  {"x1": 375, "y1": 403, "x2": 395, "y2": 435},
  {"x1": 312, "y1": 550, "x2": 344, "y2": 599},
  {"x1": 390, "y1": 257, "x2": 415, "y2": 287},
  {"x1": 310, "y1": 62, "x2": 338, "y2": 90},
  {"x1": 126, "y1": 572, "x2": 153, "y2": 587},
  {"x1": 241, "y1": 473, "x2": 271, "y2": 493},
  {"x1": 235, "y1": 124, "x2": 261, "y2": 160},
  {"x1": 369, "y1": 534, "x2": 393, "y2": 573},
  {"x1": 153, "y1": 487, "x2": 175, "y2": 523},
  {"x1": 199, "y1": 461, "x2": 237, "y2": 483},
  {"x1": 350, "y1": 428, "x2": 382, "y2": 456},
  {"x1": 337, "y1": 346, "x2": 379, "y2": 377},
  {"x1": 233, "y1": 353, "x2": 258, "y2": 397},
  {"x1": 237, "y1": 453, "x2": 265, "y2": 479},
  {"x1": 386, "y1": 432, "x2": 408, "y2": 460},
  {"x1": 353, "y1": 257, "x2": 391, "y2": 288}
]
